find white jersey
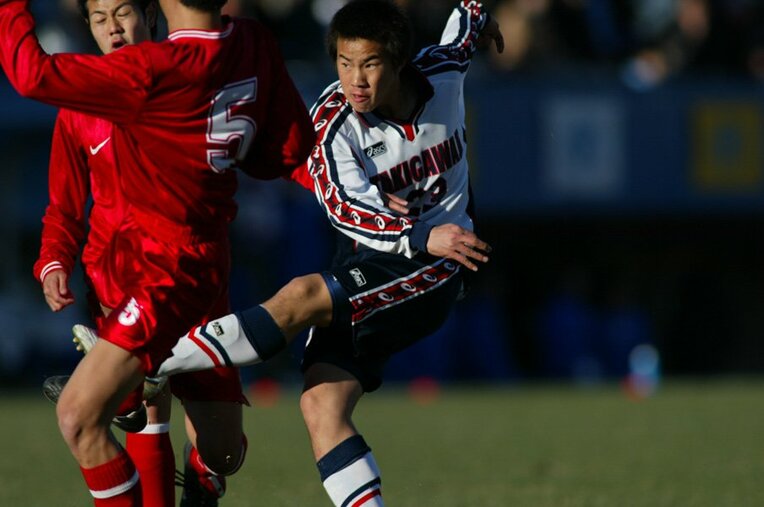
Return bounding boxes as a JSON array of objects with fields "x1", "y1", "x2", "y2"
[{"x1": 307, "y1": 1, "x2": 488, "y2": 258}]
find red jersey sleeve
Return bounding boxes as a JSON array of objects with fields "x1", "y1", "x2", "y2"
[
  {"x1": 284, "y1": 160, "x2": 314, "y2": 192},
  {"x1": 0, "y1": 0, "x2": 151, "y2": 124},
  {"x1": 241, "y1": 31, "x2": 314, "y2": 180},
  {"x1": 33, "y1": 110, "x2": 90, "y2": 283}
]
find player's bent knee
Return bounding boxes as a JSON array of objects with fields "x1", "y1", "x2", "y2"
[
  {"x1": 300, "y1": 387, "x2": 342, "y2": 434},
  {"x1": 276, "y1": 274, "x2": 333, "y2": 327},
  {"x1": 56, "y1": 399, "x2": 100, "y2": 447},
  {"x1": 285, "y1": 274, "x2": 326, "y2": 304},
  {"x1": 56, "y1": 403, "x2": 82, "y2": 445}
]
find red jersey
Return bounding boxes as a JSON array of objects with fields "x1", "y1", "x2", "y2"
[
  {"x1": 1, "y1": 2, "x2": 314, "y2": 371},
  {"x1": 32, "y1": 110, "x2": 126, "y2": 297},
  {"x1": 0, "y1": 3, "x2": 314, "y2": 234}
]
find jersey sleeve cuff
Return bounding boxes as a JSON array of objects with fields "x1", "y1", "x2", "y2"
[
  {"x1": 409, "y1": 221, "x2": 434, "y2": 253},
  {"x1": 39, "y1": 261, "x2": 66, "y2": 283}
]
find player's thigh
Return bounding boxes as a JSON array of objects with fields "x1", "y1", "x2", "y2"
[
  {"x1": 59, "y1": 339, "x2": 144, "y2": 425},
  {"x1": 302, "y1": 361, "x2": 364, "y2": 419}
]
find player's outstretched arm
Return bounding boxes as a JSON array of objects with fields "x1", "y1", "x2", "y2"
[{"x1": 426, "y1": 223, "x2": 491, "y2": 272}]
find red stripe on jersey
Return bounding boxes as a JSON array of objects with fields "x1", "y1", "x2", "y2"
[
  {"x1": 351, "y1": 488, "x2": 382, "y2": 507},
  {"x1": 349, "y1": 260, "x2": 459, "y2": 324},
  {"x1": 402, "y1": 123, "x2": 416, "y2": 142},
  {"x1": 309, "y1": 90, "x2": 414, "y2": 238},
  {"x1": 186, "y1": 328, "x2": 224, "y2": 367}
]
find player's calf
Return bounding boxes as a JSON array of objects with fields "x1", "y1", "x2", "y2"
[{"x1": 156, "y1": 307, "x2": 286, "y2": 376}]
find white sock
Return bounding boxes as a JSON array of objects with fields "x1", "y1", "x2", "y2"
[
  {"x1": 157, "y1": 314, "x2": 261, "y2": 376},
  {"x1": 323, "y1": 452, "x2": 384, "y2": 507}
]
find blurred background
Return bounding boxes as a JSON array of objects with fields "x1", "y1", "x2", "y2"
[{"x1": 1, "y1": 0, "x2": 763, "y2": 391}]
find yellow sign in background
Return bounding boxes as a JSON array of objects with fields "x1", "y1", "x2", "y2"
[{"x1": 693, "y1": 102, "x2": 762, "y2": 191}]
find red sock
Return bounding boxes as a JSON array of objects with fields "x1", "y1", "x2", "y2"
[
  {"x1": 187, "y1": 445, "x2": 226, "y2": 497},
  {"x1": 126, "y1": 426, "x2": 175, "y2": 507},
  {"x1": 80, "y1": 450, "x2": 142, "y2": 506}
]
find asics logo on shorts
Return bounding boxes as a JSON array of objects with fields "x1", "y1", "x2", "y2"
[
  {"x1": 118, "y1": 298, "x2": 142, "y2": 327},
  {"x1": 350, "y1": 268, "x2": 367, "y2": 287}
]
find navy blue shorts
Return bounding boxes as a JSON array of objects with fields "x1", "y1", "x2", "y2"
[{"x1": 301, "y1": 251, "x2": 464, "y2": 392}]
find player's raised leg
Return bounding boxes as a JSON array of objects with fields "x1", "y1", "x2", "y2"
[{"x1": 156, "y1": 274, "x2": 333, "y2": 376}]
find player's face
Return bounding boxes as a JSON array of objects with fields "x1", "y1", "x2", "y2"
[
  {"x1": 86, "y1": 0, "x2": 152, "y2": 55},
  {"x1": 336, "y1": 37, "x2": 402, "y2": 115}
]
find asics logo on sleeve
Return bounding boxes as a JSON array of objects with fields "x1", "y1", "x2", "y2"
[{"x1": 89, "y1": 137, "x2": 111, "y2": 156}]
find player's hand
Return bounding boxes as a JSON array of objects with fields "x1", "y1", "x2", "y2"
[
  {"x1": 383, "y1": 193, "x2": 412, "y2": 215},
  {"x1": 425, "y1": 224, "x2": 491, "y2": 272},
  {"x1": 478, "y1": 16, "x2": 504, "y2": 54},
  {"x1": 42, "y1": 270, "x2": 75, "y2": 312}
]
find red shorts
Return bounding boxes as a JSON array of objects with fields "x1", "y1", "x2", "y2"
[{"x1": 94, "y1": 209, "x2": 244, "y2": 403}]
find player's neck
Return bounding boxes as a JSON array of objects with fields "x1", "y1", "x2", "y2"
[
  {"x1": 377, "y1": 72, "x2": 418, "y2": 122},
  {"x1": 161, "y1": 1, "x2": 223, "y2": 33}
]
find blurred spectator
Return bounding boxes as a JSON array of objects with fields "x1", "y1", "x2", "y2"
[
  {"x1": 548, "y1": 0, "x2": 633, "y2": 62},
  {"x1": 622, "y1": 0, "x2": 764, "y2": 89},
  {"x1": 488, "y1": 0, "x2": 559, "y2": 72},
  {"x1": 21, "y1": 0, "x2": 764, "y2": 83}
]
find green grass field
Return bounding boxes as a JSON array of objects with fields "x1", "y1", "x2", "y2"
[{"x1": 1, "y1": 380, "x2": 762, "y2": 506}]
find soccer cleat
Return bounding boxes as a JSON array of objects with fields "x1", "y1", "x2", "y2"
[
  {"x1": 42, "y1": 374, "x2": 68, "y2": 404},
  {"x1": 142, "y1": 375, "x2": 168, "y2": 400},
  {"x1": 178, "y1": 441, "x2": 226, "y2": 507},
  {"x1": 41, "y1": 375, "x2": 148, "y2": 433},
  {"x1": 72, "y1": 324, "x2": 99, "y2": 354},
  {"x1": 110, "y1": 404, "x2": 148, "y2": 433},
  {"x1": 72, "y1": 324, "x2": 169, "y2": 400}
]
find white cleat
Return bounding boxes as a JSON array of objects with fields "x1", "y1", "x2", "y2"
[
  {"x1": 72, "y1": 324, "x2": 99, "y2": 354},
  {"x1": 71, "y1": 324, "x2": 168, "y2": 400}
]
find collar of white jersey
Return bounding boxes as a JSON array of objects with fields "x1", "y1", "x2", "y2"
[{"x1": 168, "y1": 18, "x2": 234, "y2": 41}]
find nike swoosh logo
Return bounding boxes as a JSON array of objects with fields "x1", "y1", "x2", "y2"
[{"x1": 89, "y1": 137, "x2": 111, "y2": 156}]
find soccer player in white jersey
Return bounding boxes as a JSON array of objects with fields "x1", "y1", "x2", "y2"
[{"x1": 107, "y1": 0, "x2": 501, "y2": 505}]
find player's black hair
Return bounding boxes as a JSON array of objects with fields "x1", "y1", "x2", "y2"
[
  {"x1": 180, "y1": 0, "x2": 228, "y2": 11},
  {"x1": 327, "y1": 0, "x2": 413, "y2": 69},
  {"x1": 77, "y1": 0, "x2": 158, "y2": 38},
  {"x1": 78, "y1": 0, "x2": 153, "y2": 19}
]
